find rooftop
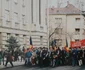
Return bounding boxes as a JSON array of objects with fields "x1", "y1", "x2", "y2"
[{"x1": 49, "y1": 2, "x2": 81, "y2": 15}]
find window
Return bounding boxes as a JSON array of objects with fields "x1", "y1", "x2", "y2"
[
  {"x1": 56, "y1": 39, "x2": 62, "y2": 46},
  {"x1": 0, "y1": 19, "x2": 2, "y2": 25},
  {"x1": 45, "y1": 18, "x2": 47, "y2": 25},
  {"x1": 84, "y1": 19, "x2": 85, "y2": 25},
  {"x1": 6, "y1": 20, "x2": 11, "y2": 26},
  {"x1": 22, "y1": 15, "x2": 25, "y2": 24},
  {"x1": 5, "y1": 9, "x2": 10, "y2": 21},
  {"x1": 75, "y1": 39, "x2": 79, "y2": 42},
  {"x1": 14, "y1": 0, "x2": 18, "y2": 4},
  {"x1": 15, "y1": 22, "x2": 19, "y2": 28},
  {"x1": 75, "y1": 28, "x2": 80, "y2": 35},
  {"x1": 22, "y1": 0, "x2": 25, "y2": 15},
  {"x1": 55, "y1": 28, "x2": 62, "y2": 34},
  {"x1": 76, "y1": 18, "x2": 80, "y2": 20},
  {"x1": 14, "y1": 12, "x2": 18, "y2": 23},
  {"x1": 75, "y1": 18, "x2": 80, "y2": 22},
  {"x1": 6, "y1": 0, "x2": 10, "y2": 10},
  {"x1": 7, "y1": 33, "x2": 11, "y2": 39},
  {"x1": 23, "y1": 24, "x2": 26, "y2": 26},
  {"x1": 40, "y1": 36, "x2": 43, "y2": 45},
  {"x1": 23, "y1": 35, "x2": 26, "y2": 44},
  {"x1": 55, "y1": 18, "x2": 62, "y2": 23},
  {"x1": 22, "y1": 0, "x2": 25, "y2": 7},
  {"x1": 15, "y1": 34, "x2": 19, "y2": 41},
  {"x1": 83, "y1": 29, "x2": 85, "y2": 35}
]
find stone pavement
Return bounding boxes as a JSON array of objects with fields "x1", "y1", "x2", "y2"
[{"x1": 0, "y1": 61, "x2": 25, "y2": 69}]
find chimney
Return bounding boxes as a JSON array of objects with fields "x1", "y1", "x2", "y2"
[
  {"x1": 67, "y1": 1, "x2": 69, "y2": 5},
  {"x1": 51, "y1": 6, "x2": 55, "y2": 10}
]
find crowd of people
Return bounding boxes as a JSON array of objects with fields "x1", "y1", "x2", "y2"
[
  {"x1": 24, "y1": 46, "x2": 85, "y2": 67},
  {"x1": 0, "y1": 46, "x2": 85, "y2": 68}
]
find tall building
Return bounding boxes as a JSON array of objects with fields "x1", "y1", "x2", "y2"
[
  {"x1": 49, "y1": 2, "x2": 85, "y2": 48},
  {"x1": 0, "y1": 0, "x2": 48, "y2": 49}
]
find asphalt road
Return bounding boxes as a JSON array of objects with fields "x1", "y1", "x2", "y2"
[{"x1": 1, "y1": 66, "x2": 85, "y2": 70}]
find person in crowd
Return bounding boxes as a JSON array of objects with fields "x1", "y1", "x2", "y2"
[
  {"x1": 42, "y1": 47, "x2": 46, "y2": 67},
  {"x1": 31, "y1": 48, "x2": 37, "y2": 66},
  {"x1": 0, "y1": 50, "x2": 2, "y2": 65},
  {"x1": 43, "y1": 48, "x2": 49, "y2": 67},
  {"x1": 20, "y1": 51, "x2": 25, "y2": 62},
  {"x1": 5, "y1": 51, "x2": 14, "y2": 67},
  {"x1": 82, "y1": 47, "x2": 85, "y2": 65},
  {"x1": 14, "y1": 50, "x2": 19, "y2": 61},
  {"x1": 71, "y1": 48, "x2": 78, "y2": 66},
  {"x1": 2, "y1": 51, "x2": 6, "y2": 65},
  {"x1": 50, "y1": 47, "x2": 58, "y2": 67},
  {"x1": 56, "y1": 47, "x2": 61, "y2": 66},
  {"x1": 61, "y1": 47, "x2": 66, "y2": 65},
  {"x1": 68, "y1": 48, "x2": 72, "y2": 65},
  {"x1": 35, "y1": 48, "x2": 40, "y2": 66},
  {"x1": 48, "y1": 47, "x2": 53, "y2": 66},
  {"x1": 77, "y1": 47, "x2": 83, "y2": 66},
  {"x1": 39, "y1": 48, "x2": 43, "y2": 67},
  {"x1": 25, "y1": 48, "x2": 32, "y2": 66}
]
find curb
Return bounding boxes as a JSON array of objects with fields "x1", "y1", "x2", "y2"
[{"x1": 0, "y1": 64, "x2": 24, "y2": 70}]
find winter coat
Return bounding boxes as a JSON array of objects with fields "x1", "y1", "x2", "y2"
[
  {"x1": 25, "y1": 51, "x2": 32, "y2": 58},
  {"x1": 6, "y1": 53, "x2": 13, "y2": 61}
]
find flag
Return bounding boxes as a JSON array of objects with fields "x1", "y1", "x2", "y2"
[
  {"x1": 66, "y1": 38, "x2": 68, "y2": 47},
  {"x1": 29, "y1": 36, "x2": 33, "y2": 49},
  {"x1": 64, "y1": 38, "x2": 69, "y2": 52}
]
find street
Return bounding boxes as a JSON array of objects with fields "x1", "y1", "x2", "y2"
[{"x1": 1, "y1": 66, "x2": 85, "y2": 70}]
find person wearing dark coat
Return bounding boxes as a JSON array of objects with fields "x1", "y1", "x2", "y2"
[
  {"x1": 50, "y1": 47, "x2": 58, "y2": 67},
  {"x1": 82, "y1": 47, "x2": 85, "y2": 65},
  {"x1": 5, "y1": 51, "x2": 14, "y2": 67},
  {"x1": 72, "y1": 48, "x2": 78, "y2": 66},
  {"x1": 42, "y1": 48, "x2": 48, "y2": 67},
  {"x1": 43, "y1": 48, "x2": 49, "y2": 67},
  {"x1": 39, "y1": 48, "x2": 43, "y2": 67},
  {"x1": 61, "y1": 47, "x2": 66, "y2": 65},
  {"x1": 77, "y1": 48, "x2": 83, "y2": 66},
  {"x1": 0, "y1": 51, "x2": 2, "y2": 65}
]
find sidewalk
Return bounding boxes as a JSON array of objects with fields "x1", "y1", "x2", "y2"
[{"x1": 0, "y1": 61, "x2": 25, "y2": 69}]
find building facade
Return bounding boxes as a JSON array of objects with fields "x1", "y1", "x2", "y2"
[
  {"x1": 49, "y1": 2, "x2": 85, "y2": 48},
  {"x1": 0, "y1": 0, "x2": 48, "y2": 49}
]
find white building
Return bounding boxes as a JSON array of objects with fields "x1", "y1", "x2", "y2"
[
  {"x1": 49, "y1": 2, "x2": 85, "y2": 48},
  {"x1": 0, "y1": 0, "x2": 48, "y2": 49}
]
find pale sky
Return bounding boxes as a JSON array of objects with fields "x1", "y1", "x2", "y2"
[{"x1": 49, "y1": 0, "x2": 85, "y2": 10}]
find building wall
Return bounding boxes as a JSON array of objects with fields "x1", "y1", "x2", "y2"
[
  {"x1": 49, "y1": 14, "x2": 85, "y2": 48},
  {"x1": 0, "y1": 0, "x2": 48, "y2": 49}
]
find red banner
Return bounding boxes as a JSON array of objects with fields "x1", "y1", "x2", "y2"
[
  {"x1": 80, "y1": 39, "x2": 85, "y2": 46},
  {"x1": 70, "y1": 41, "x2": 81, "y2": 48},
  {"x1": 70, "y1": 39, "x2": 85, "y2": 48}
]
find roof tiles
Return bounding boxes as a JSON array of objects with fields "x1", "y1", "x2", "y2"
[{"x1": 49, "y1": 3, "x2": 81, "y2": 15}]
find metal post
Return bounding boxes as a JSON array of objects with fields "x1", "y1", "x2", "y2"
[{"x1": 47, "y1": 0, "x2": 49, "y2": 49}]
